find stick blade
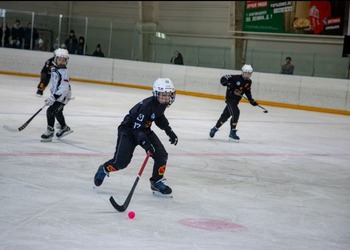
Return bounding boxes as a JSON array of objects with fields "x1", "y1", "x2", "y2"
[
  {"x1": 109, "y1": 196, "x2": 127, "y2": 212},
  {"x1": 3, "y1": 125, "x2": 19, "y2": 132}
]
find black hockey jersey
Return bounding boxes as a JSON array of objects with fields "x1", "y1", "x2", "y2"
[
  {"x1": 220, "y1": 74, "x2": 253, "y2": 102},
  {"x1": 119, "y1": 96, "x2": 171, "y2": 144}
]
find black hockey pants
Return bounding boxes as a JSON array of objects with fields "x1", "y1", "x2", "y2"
[
  {"x1": 46, "y1": 102, "x2": 66, "y2": 128},
  {"x1": 216, "y1": 99, "x2": 240, "y2": 130},
  {"x1": 103, "y1": 127, "x2": 168, "y2": 181}
]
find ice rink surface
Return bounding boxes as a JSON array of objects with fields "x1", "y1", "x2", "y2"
[{"x1": 1, "y1": 74, "x2": 350, "y2": 250}]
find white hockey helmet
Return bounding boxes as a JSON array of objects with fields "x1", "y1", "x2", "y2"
[
  {"x1": 242, "y1": 64, "x2": 253, "y2": 73},
  {"x1": 54, "y1": 48, "x2": 69, "y2": 67},
  {"x1": 241, "y1": 64, "x2": 253, "y2": 79},
  {"x1": 152, "y1": 78, "x2": 176, "y2": 107}
]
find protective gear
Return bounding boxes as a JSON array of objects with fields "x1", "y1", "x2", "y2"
[
  {"x1": 242, "y1": 64, "x2": 253, "y2": 73},
  {"x1": 94, "y1": 165, "x2": 109, "y2": 187},
  {"x1": 242, "y1": 64, "x2": 253, "y2": 80},
  {"x1": 152, "y1": 78, "x2": 176, "y2": 107},
  {"x1": 36, "y1": 89, "x2": 43, "y2": 96},
  {"x1": 249, "y1": 99, "x2": 258, "y2": 106},
  {"x1": 220, "y1": 75, "x2": 231, "y2": 86},
  {"x1": 45, "y1": 95, "x2": 56, "y2": 106},
  {"x1": 141, "y1": 139, "x2": 155, "y2": 155},
  {"x1": 209, "y1": 127, "x2": 218, "y2": 138},
  {"x1": 150, "y1": 178, "x2": 172, "y2": 195},
  {"x1": 229, "y1": 129, "x2": 240, "y2": 140},
  {"x1": 53, "y1": 48, "x2": 69, "y2": 67},
  {"x1": 56, "y1": 125, "x2": 72, "y2": 138},
  {"x1": 41, "y1": 126, "x2": 54, "y2": 142},
  {"x1": 38, "y1": 82, "x2": 46, "y2": 91},
  {"x1": 165, "y1": 128, "x2": 178, "y2": 145}
]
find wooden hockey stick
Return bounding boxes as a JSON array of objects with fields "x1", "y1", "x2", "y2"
[{"x1": 109, "y1": 151, "x2": 152, "y2": 212}]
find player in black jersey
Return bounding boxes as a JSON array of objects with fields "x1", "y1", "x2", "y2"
[
  {"x1": 209, "y1": 64, "x2": 258, "y2": 141},
  {"x1": 36, "y1": 56, "x2": 55, "y2": 96},
  {"x1": 94, "y1": 78, "x2": 178, "y2": 196}
]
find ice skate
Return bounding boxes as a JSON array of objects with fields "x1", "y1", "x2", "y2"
[
  {"x1": 36, "y1": 89, "x2": 43, "y2": 97},
  {"x1": 209, "y1": 127, "x2": 218, "y2": 138},
  {"x1": 94, "y1": 165, "x2": 109, "y2": 187},
  {"x1": 41, "y1": 126, "x2": 54, "y2": 142},
  {"x1": 150, "y1": 178, "x2": 173, "y2": 198},
  {"x1": 56, "y1": 125, "x2": 73, "y2": 138},
  {"x1": 229, "y1": 129, "x2": 240, "y2": 142}
]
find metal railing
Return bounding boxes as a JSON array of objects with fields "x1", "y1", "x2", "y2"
[{"x1": 1, "y1": 8, "x2": 349, "y2": 79}]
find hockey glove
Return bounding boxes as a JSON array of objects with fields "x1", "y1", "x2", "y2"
[
  {"x1": 249, "y1": 99, "x2": 258, "y2": 106},
  {"x1": 166, "y1": 128, "x2": 178, "y2": 145},
  {"x1": 141, "y1": 139, "x2": 155, "y2": 155},
  {"x1": 220, "y1": 80, "x2": 231, "y2": 87},
  {"x1": 45, "y1": 95, "x2": 56, "y2": 106},
  {"x1": 220, "y1": 75, "x2": 231, "y2": 87}
]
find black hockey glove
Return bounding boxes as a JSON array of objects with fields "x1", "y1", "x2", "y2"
[
  {"x1": 220, "y1": 80, "x2": 230, "y2": 87},
  {"x1": 220, "y1": 75, "x2": 231, "y2": 87},
  {"x1": 249, "y1": 99, "x2": 258, "y2": 106},
  {"x1": 141, "y1": 140, "x2": 155, "y2": 155},
  {"x1": 166, "y1": 128, "x2": 178, "y2": 145}
]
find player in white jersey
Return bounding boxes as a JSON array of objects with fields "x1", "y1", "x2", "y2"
[{"x1": 41, "y1": 48, "x2": 73, "y2": 142}]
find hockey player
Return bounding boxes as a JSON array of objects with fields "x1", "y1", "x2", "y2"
[
  {"x1": 36, "y1": 45, "x2": 67, "y2": 96},
  {"x1": 41, "y1": 48, "x2": 73, "y2": 142},
  {"x1": 209, "y1": 64, "x2": 258, "y2": 141},
  {"x1": 94, "y1": 78, "x2": 178, "y2": 196},
  {"x1": 36, "y1": 55, "x2": 54, "y2": 96}
]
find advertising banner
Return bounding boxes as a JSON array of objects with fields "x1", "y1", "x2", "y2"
[{"x1": 243, "y1": 1, "x2": 345, "y2": 35}]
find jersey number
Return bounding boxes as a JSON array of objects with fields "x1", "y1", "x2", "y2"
[{"x1": 133, "y1": 114, "x2": 144, "y2": 129}]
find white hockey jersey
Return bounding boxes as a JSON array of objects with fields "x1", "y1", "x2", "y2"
[{"x1": 50, "y1": 67, "x2": 72, "y2": 105}]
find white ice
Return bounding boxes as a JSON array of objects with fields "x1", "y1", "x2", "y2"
[{"x1": 1, "y1": 74, "x2": 350, "y2": 250}]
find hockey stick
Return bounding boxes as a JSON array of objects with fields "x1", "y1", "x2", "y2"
[
  {"x1": 109, "y1": 151, "x2": 152, "y2": 212},
  {"x1": 234, "y1": 91, "x2": 268, "y2": 113},
  {"x1": 3, "y1": 104, "x2": 47, "y2": 132}
]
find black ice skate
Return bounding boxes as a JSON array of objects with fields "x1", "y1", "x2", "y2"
[
  {"x1": 56, "y1": 125, "x2": 73, "y2": 138},
  {"x1": 41, "y1": 126, "x2": 54, "y2": 142},
  {"x1": 209, "y1": 127, "x2": 218, "y2": 138},
  {"x1": 36, "y1": 89, "x2": 43, "y2": 97},
  {"x1": 94, "y1": 165, "x2": 109, "y2": 187},
  {"x1": 150, "y1": 178, "x2": 173, "y2": 198},
  {"x1": 229, "y1": 129, "x2": 240, "y2": 142}
]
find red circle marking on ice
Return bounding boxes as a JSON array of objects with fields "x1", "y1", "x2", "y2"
[{"x1": 178, "y1": 218, "x2": 246, "y2": 232}]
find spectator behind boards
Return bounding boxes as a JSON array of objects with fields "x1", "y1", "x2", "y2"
[
  {"x1": 170, "y1": 51, "x2": 184, "y2": 65},
  {"x1": 0, "y1": 21, "x2": 11, "y2": 47},
  {"x1": 10, "y1": 19, "x2": 24, "y2": 49},
  {"x1": 76, "y1": 36, "x2": 86, "y2": 55},
  {"x1": 92, "y1": 44, "x2": 104, "y2": 57},
  {"x1": 281, "y1": 56, "x2": 294, "y2": 75},
  {"x1": 35, "y1": 38, "x2": 48, "y2": 51},
  {"x1": 23, "y1": 22, "x2": 39, "y2": 50},
  {"x1": 64, "y1": 30, "x2": 78, "y2": 54}
]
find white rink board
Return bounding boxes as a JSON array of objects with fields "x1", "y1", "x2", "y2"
[{"x1": 0, "y1": 47, "x2": 349, "y2": 111}]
